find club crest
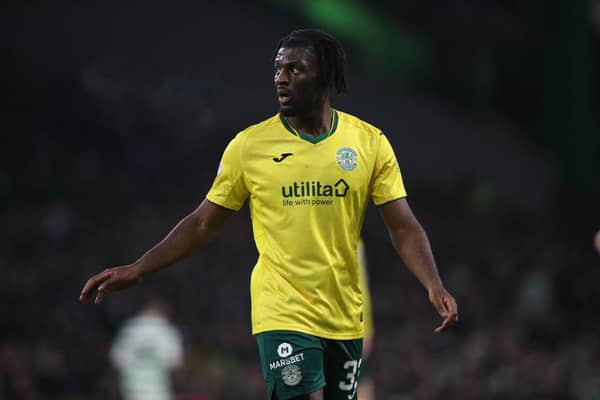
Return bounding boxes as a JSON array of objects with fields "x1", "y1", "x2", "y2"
[
  {"x1": 336, "y1": 147, "x2": 358, "y2": 171},
  {"x1": 281, "y1": 364, "x2": 302, "y2": 386}
]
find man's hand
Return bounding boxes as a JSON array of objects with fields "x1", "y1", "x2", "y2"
[
  {"x1": 428, "y1": 286, "x2": 458, "y2": 333},
  {"x1": 80, "y1": 265, "x2": 143, "y2": 304}
]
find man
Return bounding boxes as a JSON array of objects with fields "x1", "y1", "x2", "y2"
[
  {"x1": 595, "y1": 229, "x2": 600, "y2": 254},
  {"x1": 80, "y1": 29, "x2": 458, "y2": 400},
  {"x1": 110, "y1": 300, "x2": 183, "y2": 400}
]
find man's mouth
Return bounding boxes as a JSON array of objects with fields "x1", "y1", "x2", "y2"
[
  {"x1": 278, "y1": 94, "x2": 292, "y2": 105},
  {"x1": 277, "y1": 88, "x2": 292, "y2": 105}
]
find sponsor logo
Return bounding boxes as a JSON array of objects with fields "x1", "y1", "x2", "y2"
[
  {"x1": 277, "y1": 342, "x2": 293, "y2": 358},
  {"x1": 273, "y1": 153, "x2": 293, "y2": 162},
  {"x1": 281, "y1": 179, "x2": 349, "y2": 198},
  {"x1": 281, "y1": 364, "x2": 302, "y2": 386},
  {"x1": 269, "y1": 352, "x2": 305, "y2": 370},
  {"x1": 336, "y1": 147, "x2": 358, "y2": 171}
]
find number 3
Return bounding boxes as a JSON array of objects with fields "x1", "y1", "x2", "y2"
[{"x1": 338, "y1": 359, "x2": 362, "y2": 399}]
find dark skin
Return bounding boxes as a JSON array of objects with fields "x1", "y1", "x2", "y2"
[
  {"x1": 275, "y1": 47, "x2": 332, "y2": 137},
  {"x1": 80, "y1": 46, "x2": 458, "y2": 400}
]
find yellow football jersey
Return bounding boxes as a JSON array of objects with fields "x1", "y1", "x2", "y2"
[{"x1": 206, "y1": 110, "x2": 406, "y2": 339}]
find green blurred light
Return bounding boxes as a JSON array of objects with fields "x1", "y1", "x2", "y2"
[{"x1": 272, "y1": 0, "x2": 429, "y2": 79}]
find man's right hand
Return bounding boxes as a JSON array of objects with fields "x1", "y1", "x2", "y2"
[
  {"x1": 79, "y1": 200, "x2": 235, "y2": 305},
  {"x1": 80, "y1": 264, "x2": 143, "y2": 304}
]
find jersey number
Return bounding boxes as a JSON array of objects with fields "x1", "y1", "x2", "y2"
[{"x1": 338, "y1": 359, "x2": 362, "y2": 399}]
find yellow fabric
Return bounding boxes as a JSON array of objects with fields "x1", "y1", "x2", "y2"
[
  {"x1": 357, "y1": 239, "x2": 374, "y2": 338},
  {"x1": 206, "y1": 110, "x2": 406, "y2": 339}
]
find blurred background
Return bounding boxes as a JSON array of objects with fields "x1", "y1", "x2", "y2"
[{"x1": 2, "y1": 0, "x2": 600, "y2": 399}]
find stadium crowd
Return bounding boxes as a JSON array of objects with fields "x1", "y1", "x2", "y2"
[
  {"x1": 2, "y1": 2, "x2": 599, "y2": 398},
  {"x1": 1, "y1": 137, "x2": 599, "y2": 399}
]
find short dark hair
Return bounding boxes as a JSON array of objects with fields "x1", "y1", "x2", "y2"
[{"x1": 273, "y1": 28, "x2": 347, "y2": 94}]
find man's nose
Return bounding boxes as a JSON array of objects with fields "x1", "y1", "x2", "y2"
[{"x1": 275, "y1": 69, "x2": 288, "y2": 84}]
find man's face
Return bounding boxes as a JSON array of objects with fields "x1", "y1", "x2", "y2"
[{"x1": 274, "y1": 47, "x2": 324, "y2": 116}]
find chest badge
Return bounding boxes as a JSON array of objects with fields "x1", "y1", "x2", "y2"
[{"x1": 336, "y1": 147, "x2": 358, "y2": 171}]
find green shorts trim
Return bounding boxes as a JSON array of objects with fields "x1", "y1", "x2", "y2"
[{"x1": 257, "y1": 330, "x2": 363, "y2": 400}]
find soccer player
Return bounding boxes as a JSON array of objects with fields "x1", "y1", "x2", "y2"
[
  {"x1": 595, "y1": 229, "x2": 600, "y2": 254},
  {"x1": 110, "y1": 300, "x2": 183, "y2": 400},
  {"x1": 80, "y1": 29, "x2": 458, "y2": 400}
]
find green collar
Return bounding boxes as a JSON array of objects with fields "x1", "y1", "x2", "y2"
[{"x1": 280, "y1": 110, "x2": 339, "y2": 144}]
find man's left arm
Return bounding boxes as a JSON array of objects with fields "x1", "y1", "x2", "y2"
[{"x1": 378, "y1": 198, "x2": 458, "y2": 333}]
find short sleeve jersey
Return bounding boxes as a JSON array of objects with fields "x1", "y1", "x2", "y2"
[{"x1": 206, "y1": 110, "x2": 406, "y2": 340}]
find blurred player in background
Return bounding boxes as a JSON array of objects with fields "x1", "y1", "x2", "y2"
[
  {"x1": 357, "y1": 239, "x2": 375, "y2": 400},
  {"x1": 110, "y1": 300, "x2": 183, "y2": 400},
  {"x1": 80, "y1": 28, "x2": 457, "y2": 399},
  {"x1": 594, "y1": 229, "x2": 600, "y2": 254}
]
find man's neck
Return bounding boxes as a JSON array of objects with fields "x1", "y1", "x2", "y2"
[{"x1": 286, "y1": 103, "x2": 333, "y2": 138}]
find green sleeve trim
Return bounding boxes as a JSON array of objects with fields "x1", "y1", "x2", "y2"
[
  {"x1": 374, "y1": 196, "x2": 407, "y2": 207},
  {"x1": 205, "y1": 197, "x2": 242, "y2": 212}
]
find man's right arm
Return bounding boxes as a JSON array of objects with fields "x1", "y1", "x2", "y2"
[{"x1": 79, "y1": 199, "x2": 234, "y2": 304}]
